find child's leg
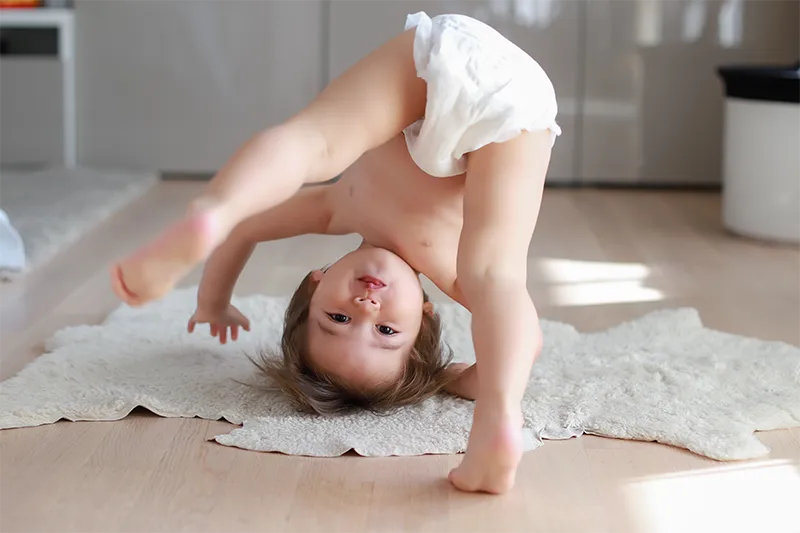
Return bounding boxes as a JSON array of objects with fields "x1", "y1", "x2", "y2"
[
  {"x1": 448, "y1": 130, "x2": 552, "y2": 494},
  {"x1": 112, "y1": 29, "x2": 426, "y2": 306}
]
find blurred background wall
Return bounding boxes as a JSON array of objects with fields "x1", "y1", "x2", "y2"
[{"x1": 1, "y1": 0, "x2": 798, "y2": 185}]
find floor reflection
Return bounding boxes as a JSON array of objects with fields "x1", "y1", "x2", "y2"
[{"x1": 622, "y1": 460, "x2": 800, "y2": 533}]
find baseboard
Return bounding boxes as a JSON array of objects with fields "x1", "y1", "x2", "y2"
[
  {"x1": 159, "y1": 171, "x2": 721, "y2": 192},
  {"x1": 545, "y1": 181, "x2": 721, "y2": 191},
  {"x1": 159, "y1": 172, "x2": 341, "y2": 185},
  {"x1": 160, "y1": 171, "x2": 214, "y2": 181}
]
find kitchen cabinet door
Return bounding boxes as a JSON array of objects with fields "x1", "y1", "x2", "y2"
[
  {"x1": 77, "y1": 0, "x2": 325, "y2": 172},
  {"x1": 579, "y1": 0, "x2": 799, "y2": 185}
]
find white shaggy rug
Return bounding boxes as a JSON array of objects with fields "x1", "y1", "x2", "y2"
[
  {"x1": 1, "y1": 288, "x2": 799, "y2": 460},
  {"x1": 0, "y1": 166, "x2": 156, "y2": 277}
]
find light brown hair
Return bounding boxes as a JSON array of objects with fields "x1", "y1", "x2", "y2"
[{"x1": 254, "y1": 272, "x2": 453, "y2": 415}]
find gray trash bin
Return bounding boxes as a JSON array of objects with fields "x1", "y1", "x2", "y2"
[{"x1": 717, "y1": 63, "x2": 800, "y2": 243}]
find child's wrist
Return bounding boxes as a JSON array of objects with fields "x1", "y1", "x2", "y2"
[{"x1": 197, "y1": 291, "x2": 230, "y2": 312}]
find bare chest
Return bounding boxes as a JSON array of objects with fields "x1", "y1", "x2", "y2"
[{"x1": 330, "y1": 136, "x2": 465, "y2": 297}]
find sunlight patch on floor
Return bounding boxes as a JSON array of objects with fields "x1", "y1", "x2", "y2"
[
  {"x1": 547, "y1": 280, "x2": 664, "y2": 306},
  {"x1": 622, "y1": 460, "x2": 800, "y2": 533},
  {"x1": 537, "y1": 258, "x2": 651, "y2": 284},
  {"x1": 533, "y1": 258, "x2": 664, "y2": 306}
]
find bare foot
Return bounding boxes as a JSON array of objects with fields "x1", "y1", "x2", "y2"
[
  {"x1": 448, "y1": 402, "x2": 523, "y2": 495},
  {"x1": 110, "y1": 204, "x2": 225, "y2": 306}
]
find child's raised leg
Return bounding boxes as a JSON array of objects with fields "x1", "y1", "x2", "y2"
[{"x1": 111, "y1": 29, "x2": 426, "y2": 306}]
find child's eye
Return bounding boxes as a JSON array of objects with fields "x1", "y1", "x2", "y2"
[
  {"x1": 376, "y1": 325, "x2": 397, "y2": 336},
  {"x1": 328, "y1": 313, "x2": 350, "y2": 324}
]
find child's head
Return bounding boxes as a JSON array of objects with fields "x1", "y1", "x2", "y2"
[{"x1": 257, "y1": 245, "x2": 452, "y2": 414}]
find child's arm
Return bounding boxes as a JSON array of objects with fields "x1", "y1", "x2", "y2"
[
  {"x1": 448, "y1": 129, "x2": 552, "y2": 493},
  {"x1": 191, "y1": 185, "x2": 335, "y2": 339}
]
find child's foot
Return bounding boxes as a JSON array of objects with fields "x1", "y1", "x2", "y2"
[
  {"x1": 110, "y1": 203, "x2": 225, "y2": 306},
  {"x1": 448, "y1": 402, "x2": 523, "y2": 495}
]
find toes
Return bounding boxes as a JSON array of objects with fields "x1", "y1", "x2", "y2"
[
  {"x1": 110, "y1": 264, "x2": 143, "y2": 306},
  {"x1": 447, "y1": 468, "x2": 464, "y2": 491},
  {"x1": 448, "y1": 465, "x2": 513, "y2": 495},
  {"x1": 448, "y1": 466, "x2": 478, "y2": 493},
  {"x1": 448, "y1": 468, "x2": 457, "y2": 484}
]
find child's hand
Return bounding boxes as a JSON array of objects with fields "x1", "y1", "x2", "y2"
[
  {"x1": 444, "y1": 363, "x2": 478, "y2": 400},
  {"x1": 188, "y1": 304, "x2": 251, "y2": 344}
]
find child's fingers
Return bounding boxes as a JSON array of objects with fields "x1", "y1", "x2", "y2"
[
  {"x1": 219, "y1": 328, "x2": 228, "y2": 344},
  {"x1": 188, "y1": 320, "x2": 196, "y2": 333},
  {"x1": 231, "y1": 326, "x2": 239, "y2": 341},
  {"x1": 233, "y1": 309, "x2": 251, "y2": 331},
  {"x1": 210, "y1": 324, "x2": 218, "y2": 337}
]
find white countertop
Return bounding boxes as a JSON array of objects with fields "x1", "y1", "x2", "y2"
[{"x1": 0, "y1": 7, "x2": 73, "y2": 27}]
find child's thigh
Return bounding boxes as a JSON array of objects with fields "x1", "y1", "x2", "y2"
[
  {"x1": 290, "y1": 29, "x2": 427, "y2": 178},
  {"x1": 457, "y1": 129, "x2": 554, "y2": 282},
  {"x1": 464, "y1": 130, "x2": 553, "y2": 230}
]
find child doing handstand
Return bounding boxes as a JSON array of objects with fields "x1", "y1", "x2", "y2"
[{"x1": 110, "y1": 12, "x2": 560, "y2": 494}]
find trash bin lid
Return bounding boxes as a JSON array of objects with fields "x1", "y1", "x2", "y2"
[{"x1": 718, "y1": 62, "x2": 800, "y2": 104}]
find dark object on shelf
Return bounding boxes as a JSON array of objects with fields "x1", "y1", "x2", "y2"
[
  {"x1": 0, "y1": 28, "x2": 58, "y2": 56},
  {"x1": 717, "y1": 62, "x2": 800, "y2": 104}
]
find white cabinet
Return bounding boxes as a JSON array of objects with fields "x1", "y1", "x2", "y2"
[
  {"x1": 579, "y1": 0, "x2": 799, "y2": 184},
  {"x1": 328, "y1": 0, "x2": 582, "y2": 183},
  {"x1": 0, "y1": 57, "x2": 64, "y2": 166},
  {"x1": 0, "y1": 8, "x2": 74, "y2": 167},
  {"x1": 75, "y1": 0, "x2": 325, "y2": 172}
]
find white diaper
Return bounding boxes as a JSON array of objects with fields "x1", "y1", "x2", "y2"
[{"x1": 402, "y1": 12, "x2": 561, "y2": 178}]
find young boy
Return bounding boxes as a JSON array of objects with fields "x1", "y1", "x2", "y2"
[{"x1": 111, "y1": 12, "x2": 560, "y2": 494}]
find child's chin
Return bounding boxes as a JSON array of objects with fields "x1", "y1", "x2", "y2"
[{"x1": 354, "y1": 247, "x2": 408, "y2": 268}]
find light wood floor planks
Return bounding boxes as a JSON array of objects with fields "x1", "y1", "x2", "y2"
[{"x1": 1, "y1": 184, "x2": 798, "y2": 532}]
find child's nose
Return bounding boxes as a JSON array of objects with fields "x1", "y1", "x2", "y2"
[{"x1": 353, "y1": 296, "x2": 380, "y2": 312}]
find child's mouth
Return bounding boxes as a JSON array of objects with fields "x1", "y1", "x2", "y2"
[{"x1": 358, "y1": 276, "x2": 386, "y2": 289}]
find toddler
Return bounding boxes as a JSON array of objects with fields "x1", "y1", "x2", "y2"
[{"x1": 111, "y1": 12, "x2": 560, "y2": 494}]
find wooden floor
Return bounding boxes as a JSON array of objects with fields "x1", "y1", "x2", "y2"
[{"x1": 1, "y1": 183, "x2": 799, "y2": 533}]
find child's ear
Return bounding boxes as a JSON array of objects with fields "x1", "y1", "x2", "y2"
[
  {"x1": 310, "y1": 270, "x2": 324, "y2": 283},
  {"x1": 423, "y1": 301, "x2": 434, "y2": 316}
]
